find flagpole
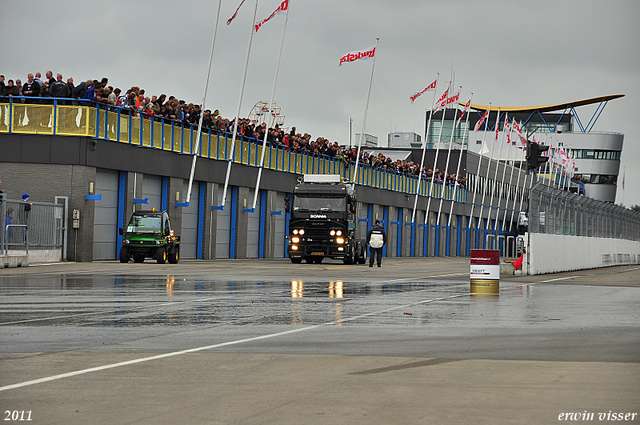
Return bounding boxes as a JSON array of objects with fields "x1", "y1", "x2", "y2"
[
  {"x1": 411, "y1": 74, "x2": 439, "y2": 224},
  {"x1": 436, "y1": 86, "x2": 462, "y2": 226},
  {"x1": 352, "y1": 37, "x2": 379, "y2": 185},
  {"x1": 220, "y1": 0, "x2": 260, "y2": 208},
  {"x1": 251, "y1": 3, "x2": 289, "y2": 210},
  {"x1": 478, "y1": 107, "x2": 500, "y2": 240},
  {"x1": 185, "y1": 0, "x2": 222, "y2": 205},
  {"x1": 424, "y1": 89, "x2": 449, "y2": 225},
  {"x1": 500, "y1": 117, "x2": 516, "y2": 232},
  {"x1": 468, "y1": 103, "x2": 490, "y2": 243},
  {"x1": 508, "y1": 128, "x2": 528, "y2": 230},
  {"x1": 489, "y1": 112, "x2": 508, "y2": 233},
  {"x1": 448, "y1": 93, "x2": 473, "y2": 227}
]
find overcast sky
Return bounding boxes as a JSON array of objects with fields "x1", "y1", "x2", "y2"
[{"x1": 2, "y1": 0, "x2": 638, "y2": 206}]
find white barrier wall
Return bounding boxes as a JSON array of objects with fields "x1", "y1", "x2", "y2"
[{"x1": 528, "y1": 233, "x2": 640, "y2": 275}]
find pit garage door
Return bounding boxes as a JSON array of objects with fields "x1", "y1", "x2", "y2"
[
  {"x1": 142, "y1": 174, "x2": 162, "y2": 211},
  {"x1": 247, "y1": 189, "x2": 261, "y2": 259},
  {"x1": 274, "y1": 192, "x2": 286, "y2": 257},
  {"x1": 215, "y1": 186, "x2": 231, "y2": 259},
  {"x1": 181, "y1": 181, "x2": 200, "y2": 259},
  {"x1": 93, "y1": 169, "x2": 119, "y2": 260}
]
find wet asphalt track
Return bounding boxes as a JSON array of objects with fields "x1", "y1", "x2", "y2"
[{"x1": 0, "y1": 258, "x2": 639, "y2": 424}]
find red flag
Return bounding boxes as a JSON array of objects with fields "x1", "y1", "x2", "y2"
[
  {"x1": 339, "y1": 44, "x2": 376, "y2": 66},
  {"x1": 495, "y1": 115, "x2": 500, "y2": 140},
  {"x1": 410, "y1": 79, "x2": 437, "y2": 103},
  {"x1": 505, "y1": 116, "x2": 511, "y2": 144},
  {"x1": 254, "y1": 0, "x2": 289, "y2": 33},
  {"x1": 474, "y1": 109, "x2": 489, "y2": 132},
  {"x1": 511, "y1": 253, "x2": 524, "y2": 271},
  {"x1": 456, "y1": 98, "x2": 471, "y2": 127},
  {"x1": 227, "y1": 0, "x2": 246, "y2": 25}
]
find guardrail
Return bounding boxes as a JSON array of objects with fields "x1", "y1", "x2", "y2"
[{"x1": 1, "y1": 97, "x2": 467, "y2": 203}]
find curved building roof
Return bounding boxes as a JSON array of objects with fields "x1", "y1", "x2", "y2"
[{"x1": 466, "y1": 94, "x2": 625, "y2": 113}]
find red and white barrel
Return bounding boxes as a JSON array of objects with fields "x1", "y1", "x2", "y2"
[{"x1": 470, "y1": 249, "x2": 500, "y2": 295}]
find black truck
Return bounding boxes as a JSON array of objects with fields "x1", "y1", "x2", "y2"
[{"x1": 286, "y1": 174, "x2": 366, "y2": 265}]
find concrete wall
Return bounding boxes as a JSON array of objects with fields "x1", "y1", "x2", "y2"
[{"x1": 528, "y1": 233, "x2": 640, "y2": 275}]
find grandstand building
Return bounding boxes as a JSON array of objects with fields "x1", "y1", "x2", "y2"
[{"x1": 425, "y1": 95, "x2": 624, "y2": 203}]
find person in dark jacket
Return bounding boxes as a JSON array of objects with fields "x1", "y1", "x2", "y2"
[
  {"x1": 3, "y1": 79, "x2": 20, "y2": 97},
  {"x1": 366, "y1": 219, "x2": 387, "y2": 267},
  {"x1": 50, "y1": 74, "x2": 70, "y2": 99}
]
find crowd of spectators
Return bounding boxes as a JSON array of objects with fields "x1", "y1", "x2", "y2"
[{"x1": 1, "y1": 70, "x2": 467, "y2": 188}]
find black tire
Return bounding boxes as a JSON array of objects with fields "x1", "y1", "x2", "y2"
[
  {"x1": 119, "y1": 247, "x2": 129, "y2": 263},
  {"x1": 290, "y1": 257, "x2": 302, "y2": 264},
  {"x1": 343, "y1": 253, "x2": 353, "y2": 265},
  {"x1": 304, "y1": 257, "x2": 314, "y2": 264},
  {"x1": 168, "y1": 247, "x2": 179, "y2": 264},
  {"x1": 156, "y1": 247, "x2": 167, "y2": 264},
  {"x1": 314, "y1": 257, "x2": 324, "y2": 264},
  {"x1": 133, "y1": 255, "x2": 145, "y2": 263},
  {"x1": 356, "y1": 242, "x2": 367, "y2": 264}
]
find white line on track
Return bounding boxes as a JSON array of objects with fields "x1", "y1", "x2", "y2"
[{"x1": 0, "y1": 292, "x2": 466, "y2": 393}]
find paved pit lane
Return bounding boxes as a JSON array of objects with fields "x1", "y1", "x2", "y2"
[{"x1": 0, "y1": 259, "x2": 639, "y2": 424}]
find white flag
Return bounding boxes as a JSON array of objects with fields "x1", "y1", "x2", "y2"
[
  {"x1": 254, "y1": 0, "x2": 289, "y2": 33},
  {"x1": 227, "y1": 0, "x2": 246, "y2": 25},
  {"x1": 339, "y1": 45, "x2": 376, "y2": 66},
  {"x1": 410, "y1": 79, "x2": 437, "y2": 103},
  {"x1": 474, "y1": 109, "x2": 489, "y2": 132}
]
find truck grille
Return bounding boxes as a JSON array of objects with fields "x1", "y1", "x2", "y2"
[{"x1": 305, "y1": 221, "x2": 328, "y2": 238}]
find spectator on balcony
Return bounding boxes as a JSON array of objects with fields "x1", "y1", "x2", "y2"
[
  {"x1": 34, "y1": 72, "x2": 44, "y2": 89},
  {"x1": 66, "y1": 77, "x2": 74, "y2": 95},
  {"x1": 21, "y1": 74, "x2": 41, "y2": 103},
  {"x1": 0, "y1": 75, "x2": 4, "y2": 95},
  {"x1": 50, "y1": 74, "x2": 70, "y2": 99},
  {"x1": 3, "y1": 79, "x2": 20, "y2": 97}
]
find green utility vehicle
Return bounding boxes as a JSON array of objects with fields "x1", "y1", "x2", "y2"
[{"x1": 119, "y1": 210, "x2": 180, "y2": 264}]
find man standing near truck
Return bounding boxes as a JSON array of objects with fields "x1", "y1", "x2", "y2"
[{"x1": 367, "y1": 220, "x2": 387, "y2": 268}]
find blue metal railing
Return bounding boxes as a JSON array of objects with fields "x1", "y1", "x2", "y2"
[{"x1": 1, "y1": 96, "x2": 469, "y2": 204}]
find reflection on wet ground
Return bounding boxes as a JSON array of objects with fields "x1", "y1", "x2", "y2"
[
  {"x1": 0, "y1": 274, "x2": 462, "y2": 328},
  {"x1": 2, "y1": 273, "x2": 639, "y2": 333}
]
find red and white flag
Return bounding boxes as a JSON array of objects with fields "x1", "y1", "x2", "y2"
[
  {"x1": 227, "y1": 0, "x2": 246, "y2": 25},
  {"x1": 433, "y1": 89, "x2": 460, "y2": 112},
  {"x1": 339, "y1": 45, "x2": 376, "y2": 66},
  {"x1": 410, "y1": 79, "x2": 437, "y2": 103},
  {"x1": 512, "y1": 120, "x2": 527, "y2": 149},
  {"x1": 456, "y1": 97, "x2": 471, "y2": 127},
  {"x1": 474, "y1": 109, "x2": 489, "y2": 132},
  {"x1": 254, "y1": 0, "x2": 289, "y2": 33}
]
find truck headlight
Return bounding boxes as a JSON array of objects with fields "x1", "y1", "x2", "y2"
[
  {"x1": 330, "y1": 230, "x2": 335, "y2": 236},
  {"x1": 336, "y1": 230, "x2": 342, "y2": 236},
  {"x1": 336, "y1": 237, "x2": 345, "y2": 244},
  {"x1": 293, "y1": 229, "x2": 299, "y2": 235},
  {"x1": 298, "y1": 229, "x2": 305, "y2": 235},
  {"x1": 291, "y1": 236, "x2": 300, "y2": 243},
  {"x1": 291, "y1": 245, "x2": 299, "y2": 251}
]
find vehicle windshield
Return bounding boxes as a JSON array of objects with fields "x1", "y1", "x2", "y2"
[
  {"x1": 126, "y1": 214, "x2": 162, "y2": 233},
  {"x1": 293, "y1": 195, "x2": 347, "y2": 212}
]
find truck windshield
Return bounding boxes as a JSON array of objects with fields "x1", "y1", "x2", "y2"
[
  {"x1": 293, "y1": 196, "x2": 347, "y2": 212},
  {"x1": 126, "y1": 215, "x2": 162, "y2": 233}
]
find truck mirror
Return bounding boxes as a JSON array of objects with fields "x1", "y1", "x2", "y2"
[{"x1": 284, "y1": 197, "x2": 291, "y2": 213}]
